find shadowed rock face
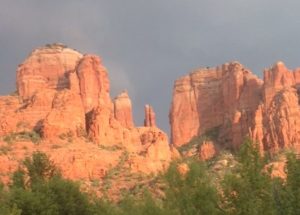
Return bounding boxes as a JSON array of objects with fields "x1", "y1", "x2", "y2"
[
  {"x1": 170, "y1": 61, "x2": 300, "y2": 154},
  {"x1": 0, "y1": 44, "x2": 172, "y2": 186}
]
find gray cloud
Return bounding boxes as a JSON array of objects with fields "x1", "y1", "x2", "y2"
[{"x1": 1, "y1": 0, "x2": 300, "y2": 132}]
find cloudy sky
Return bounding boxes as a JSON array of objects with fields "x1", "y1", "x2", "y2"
[{"x1": 1, "y1": 0, "x2": 300, "y2": 132}]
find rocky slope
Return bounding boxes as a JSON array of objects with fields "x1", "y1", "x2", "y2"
[
  {"x1": 170, "y1": 61, "x2": 300, "y2": 155},
  {"x1": 0, "y1": 44, "x2": 173, "y2": 191}
]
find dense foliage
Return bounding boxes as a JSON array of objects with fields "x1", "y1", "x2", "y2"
[{"x1": 1, "y1": 140, "x2": 300, "y2": 215}]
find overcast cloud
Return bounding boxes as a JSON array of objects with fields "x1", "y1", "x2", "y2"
[{"x1": 1, "y1": 0, "x2": 300, "y2": 132}]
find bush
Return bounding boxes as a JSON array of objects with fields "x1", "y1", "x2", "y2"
[
  {"x1": 8, "y1": 152, "x2": 99, "y2": 215},
  {"x1": 3, "y1": 131, "x2": 41, "y2": 144},
  {"x1": 164, "y1": 161, "x2": 222, "y2": 215},
  {"x1": 3, "y1": 140, "x2": 300, "y2": 214},
  {"x1": 222, "y1": 138, "x2": 276, "y2": 215}
]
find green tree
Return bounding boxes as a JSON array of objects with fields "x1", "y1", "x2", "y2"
[
  {"x1": 23, "y1": 151, "x2": 59, "y2": 185},
  {"x1": 118, "y1": 192, "x2": 164, "y2": 215},
  {"x1": 222, "y1": 138, "x2": 276, "y2": 215},
  {"x1": 164, "y1": 161, "x2": 222, "y2": 215},
  {"x1": 282, "y1": 153, "x2": 300, "y2": 215},
  {"x1": 7, "y1": 152, "x2": 98, "y2": 215}
]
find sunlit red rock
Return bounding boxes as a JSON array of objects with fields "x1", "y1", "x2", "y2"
[
  {"x1": 76, "y1": 55, "x2": 111, "y2": 113},
  {"x1": 144, "y1": 104, "x2": 156, "y2": 127},
  {"x1": 16, "y1": 43, "x2": 82, "y2": 101},
  {"x1": 113, "y1": 91, "x2": 134, "y2": 128},
  {"x1": 0, "y1": 44, "x2": 174, "y2": 188},
  {"x1": 263, "y1": 88, "x2": 300, "y2": 153},
  {"x1": 263, "y1": 62, "x2": 298, "y2": 107},
  {"x1": 170, "y1": 61, "x2": 300, "y2": 154},
  {"x1": 42, "y1": 90, "x2": 86, "y2": 139},
  {"x1": 170, "y1": 62, "x2": 263, "y2": 148},
  {"x1": 199, "y1": 141, "x2": 217, "y2": 161}
]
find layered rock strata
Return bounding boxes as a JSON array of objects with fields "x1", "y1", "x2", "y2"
[{"x1": 170, "y1": 61, "x2": 300, "y2": 154}]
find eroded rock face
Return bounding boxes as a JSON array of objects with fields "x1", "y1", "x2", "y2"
[
  {"x1": 42, "y1": 90, "x2": 86, "y2": 139},
  {"x1": 263, "y1": 87, "x2": 300, "y2": 153},
  {"x1": 170, "y1": 62, "x2": 263, "y2": 148},
  {"x1": 170, "y1": 61, "x2": 300, "y2": 154},
  {"x1": 76, "y1": 55, "x2": 111, "y2": 113},
  {"x1": 0, "y1": 44, "x2": 174, "y2": 187},
  {"x1": 144, "y1": 104, "x2": 156, "y2": 127},
  {"x1": 113, "y1": 91, "x2": 134, "y2": 128},
  {"x1": 199, "y1": 141, "x2": 217, "y2": 161},
  {"x1": 0, "y1": 90, "x2": 56, "y2": 135},
  {"x1": 17, "y1": 44, "x2": 82, "y2": 100}
]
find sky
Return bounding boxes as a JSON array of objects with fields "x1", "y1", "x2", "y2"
[{"x1": 1, "y1": 0, "x2": 300, "y2": 133}]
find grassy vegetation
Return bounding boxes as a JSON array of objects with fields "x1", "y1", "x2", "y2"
[
  {"x1": 3, "y1": 131, "x2": 41, "y2": 144},
  {"x1": 99, "y1": 144, "x2": 124, "y2": 151},
  {"x1": 102, "y1": 151, "x2": 129, "y2": 191},
  {"x1": 0, "y1": 145, "x2": 12, "y2": 155},
  {"x1": 58, "y1": 131, "x2": 73, "y2": 143}
]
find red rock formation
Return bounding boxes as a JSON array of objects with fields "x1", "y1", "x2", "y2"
[
  {"x1": 17, "y1": 43, "x2": 82, "y2": 100},
  {"x1": 264, "y1": 62, "x2": 298, "y2": 107},
  {"x1": 129, "y1": 127, "x2": 171, "y2": 173},
  {"x1": 249, "y1": 104, "x2": 264, "y2": 153},
  {"x1": 42, "y1": 90, "x2": 86, "y2": 139},
  {"x1": 0, "y1": 43, "x2": 174, "y2": 188},
  {"x1": 76, "y1": 55, "x2": 111, "y2": 113},
  {"x1": 170, "y1": 61, "x2": 300, "y2": 154},
  {"x1": 1, "y1": 44, "x2": 83, "y2": 136},
  {"x1": 199, "y1": 141, "x2": 217, "y2": 161},
  {"x1": 170, "y1": 62, "x2": 263, "y2": 148},
  {"x1": 0, "y1": 89, "x2": 56, "y2": 135},
  {"x1": 113, "y1": 91, "x2": 134, "y2": 128},
  {"x1": 0, "y1": 139, "x2": 121, "y2": 183},
  {"x1": 87, "y1": 105, "x2": 123, "y2": 146},
  {"x1": 263, "y1": 88, "x2": 300, "y2": 153},
  {"x1": 260, "y1": 62, "x2": 300, "y2": 153},
  {"x1": 144, "y1": 104, "x2": 156, "y2": 127}
]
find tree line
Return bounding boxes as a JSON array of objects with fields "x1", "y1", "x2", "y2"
[{"x1": 1, "y1": 139, "x2": 300, "y2": 215}]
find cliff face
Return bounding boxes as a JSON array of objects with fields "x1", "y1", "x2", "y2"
[
  {"x1": 0, "y1": 44, "x2": 172, "y2": 186},
  {"x1": 170, "y1": 62, "x2": 263, "y2": 148},
  {"x1": 170, "y1": 61, "x2": 300, "y2": 154},
  {"x1": 261, "y1": 62, "x2": 300, "y2": 153}
]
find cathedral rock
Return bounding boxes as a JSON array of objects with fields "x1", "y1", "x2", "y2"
[
  {"x1": 0, "y1": 44, "x2": 172, "y2": 185},
  {"x1": 170, "y1": 61, "x2": 300, "y2": 154}
]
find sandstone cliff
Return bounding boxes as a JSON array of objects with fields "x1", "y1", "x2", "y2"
[
  {"x1": 170, "y1": 61, "x2": 300, "y2": 155},
  {"x1": 0, "y1": 44, "x2": 172, "y2": 189}
]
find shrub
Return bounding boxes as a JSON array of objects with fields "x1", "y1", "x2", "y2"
[{"x1": 3, "y1": 131, "x2": 41, "y2": 144}]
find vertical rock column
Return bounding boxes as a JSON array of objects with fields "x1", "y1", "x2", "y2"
[
  {"x1": 144, "y1": 105, "x2": 156, "y2": 127},
  {"x1": 113, "y1": 91, "x2": 134, "y2": 128}
]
